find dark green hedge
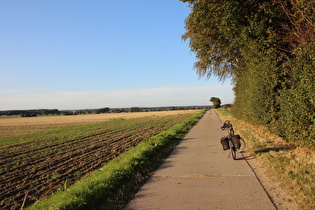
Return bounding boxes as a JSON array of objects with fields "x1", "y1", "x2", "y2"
[{"x1": 181, "y1": 0, "x2": 315, "y2": 146}]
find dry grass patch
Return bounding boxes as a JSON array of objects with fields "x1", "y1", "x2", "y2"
[{"x1": 215, "y1": 109, "x2": 315, "y2": 209}]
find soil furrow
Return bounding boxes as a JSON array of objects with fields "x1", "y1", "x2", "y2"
[{"x1": 0, "y1": 114, "x2": 193, "y2": 209}]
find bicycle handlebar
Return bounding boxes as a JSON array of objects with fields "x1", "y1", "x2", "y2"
[{"x1": 221, "y1": 120, "x2": 232, "y2": 130}]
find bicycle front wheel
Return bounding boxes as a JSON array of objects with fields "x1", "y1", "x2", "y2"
[{"x1": 229, "y1": 140, "x2": 237, "y2": 160}]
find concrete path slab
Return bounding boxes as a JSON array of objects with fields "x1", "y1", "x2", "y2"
[{"x1": 124, "y1": 110, "x2": 276, "y2": 210}]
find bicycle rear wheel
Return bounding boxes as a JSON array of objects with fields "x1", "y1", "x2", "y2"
[{"x1": 238, "y1": 138, "x2": 246, "y2": 152}]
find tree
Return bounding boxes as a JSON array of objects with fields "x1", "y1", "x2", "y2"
[
  {"x1": 210, "y1": 97, "x2": 221, "y2": 108},
  {"x1": 93, "y1": 107, "x2": 110, "y2": 114},
  {"x1": 130, "y1": 107, "x2": 141, "y2": 112},
  {"x1": 180, "y1": 0, "x2": 315, "y2": 146}
]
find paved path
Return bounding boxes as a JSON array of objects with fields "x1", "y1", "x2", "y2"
[{"x1": 125, "y1": 110, "x2": 276, "y2": 210}]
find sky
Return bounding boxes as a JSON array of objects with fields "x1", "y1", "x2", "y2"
[{"x1": 0, "y1": 0, "x2": 234, "y2": 110}]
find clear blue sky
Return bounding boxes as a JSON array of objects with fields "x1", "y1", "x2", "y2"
[{"x1": 0, "y1": 0, "x2": 234, "y2": 110}]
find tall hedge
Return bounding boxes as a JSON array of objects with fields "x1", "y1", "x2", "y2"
[
  {"x1": 276, "y1": 44, "x2": 315, "y2": 145},
  {"x1": 180, "y1": 0, "x2": 315, "y2": 146}
]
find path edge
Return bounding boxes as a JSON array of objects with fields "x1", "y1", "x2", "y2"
[{"x1": 213, "y1": 109, "x2": 297, "y2": 210}]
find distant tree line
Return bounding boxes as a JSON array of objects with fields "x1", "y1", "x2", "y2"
[
  {"x1": 0, "y1": 106, "x2": 209, "y2": 117},
  {"x1": 0, "y1": 108, "x2": 110, "y2": 117},
  {"x1": 0, "y1": 109, "x2": 60, "y2": 117},
  {"x1": 109, "y1": 106, "x2": 209, "y2": 113},
  {"x1": 181, "y1": 0, "x2": 315, "y2": 146}
]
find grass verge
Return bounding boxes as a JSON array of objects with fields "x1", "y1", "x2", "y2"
[
  {"x1": 215, "y1": 109, "x2": 315, "y2": 209},
  {"x1": 27, "y1": 110, "x2": 206, "y2": 210}
]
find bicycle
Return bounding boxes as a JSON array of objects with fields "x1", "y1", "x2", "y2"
[{"x1": 220, "y1": 120, "x2": 246, "y2": 160}]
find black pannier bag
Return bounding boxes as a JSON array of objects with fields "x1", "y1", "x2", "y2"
[
  {"x1": 221, "y1": 137, "x2": 230, "y2": 150},
  {"x1": 231, "y1": 135, "x2": 241, "y2": 149}
]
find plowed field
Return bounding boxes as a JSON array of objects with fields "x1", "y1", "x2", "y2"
[{"x1": 0, "y1": 111, "x2": 198, "y2": 209}]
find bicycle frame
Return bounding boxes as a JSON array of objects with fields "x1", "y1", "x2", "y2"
[{"x1": 221, "y1": 120, "x2": 245, "y2": 160}]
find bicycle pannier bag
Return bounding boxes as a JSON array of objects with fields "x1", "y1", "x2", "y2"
[
  {"x1": 221, "y1": 137, "x2": 230, "y2": 150},
  {"x1": 231, "y1": 135, "x2": 241, "y2": 149}
]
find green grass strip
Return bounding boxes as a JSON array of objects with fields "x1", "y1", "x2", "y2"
[{"x1": 27, "y1": 110, "x2": 206, "y2": 210}]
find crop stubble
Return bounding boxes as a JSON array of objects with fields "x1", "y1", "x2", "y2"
[{"x1": 0, "y1": 111, "x2": 198, "y2": 209}]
